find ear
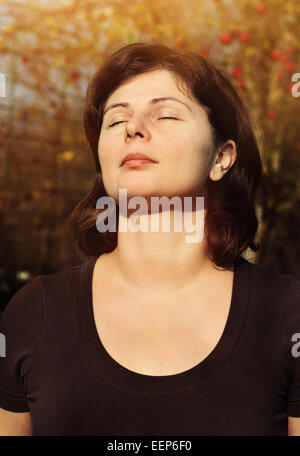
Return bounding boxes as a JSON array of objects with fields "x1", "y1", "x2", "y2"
[{"x1": 209, "y1": 140, "x2": 237, "y2": 182}]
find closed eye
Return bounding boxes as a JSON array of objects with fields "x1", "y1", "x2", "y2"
[
  {"x1": 108, "y1": 117, "x2": 179, "y2": 127},
  {"x1": 158, "y1": 117, "x2": 179, "y2": 120},
  {"x1": 109, "y1": 120, "x2": 125, "y2": 128},
  {"x1": 109, "y1": 121, "x2": 125, "y2": 127}
]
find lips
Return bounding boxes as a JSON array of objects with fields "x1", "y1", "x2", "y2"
[{"x1": 121, "y1": 153, "x2": 157, "y2": 167}]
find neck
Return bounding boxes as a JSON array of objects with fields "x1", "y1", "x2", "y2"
[{"x1": 103, "y1": 206, "x2": 219, "y2": 295}]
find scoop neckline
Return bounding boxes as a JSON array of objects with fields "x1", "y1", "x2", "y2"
[{"x1": 77, "y1": 254, "x2": 251, "y2": 394}]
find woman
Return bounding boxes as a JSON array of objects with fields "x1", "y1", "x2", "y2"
[{"x1": 1, "y1": 42, "x2": 300, "y2": 436}]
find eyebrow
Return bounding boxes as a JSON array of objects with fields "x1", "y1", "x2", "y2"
[{"x1": 103, "y1": 96, "x2": 193, "y2": 117}]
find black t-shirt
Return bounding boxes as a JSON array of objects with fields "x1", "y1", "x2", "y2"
[{"x1": 1, "y1": 255, "x2": 300, "y2": 436}]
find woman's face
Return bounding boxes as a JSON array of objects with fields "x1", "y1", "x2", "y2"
[{"x1": 98, "y1": 69, "x2": 218, "y2": 203}]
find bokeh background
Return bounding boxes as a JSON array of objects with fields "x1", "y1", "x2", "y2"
[{"x1": 0, "y1": 0, "x2": 299, "y2": 309}]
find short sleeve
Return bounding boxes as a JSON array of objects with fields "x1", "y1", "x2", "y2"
[
  {"x1": 0, "y1": 277, "x2": 44, "y2": 412},
  {"x1": 278, "y1": 275, "x2": 300, "y2": 417}
]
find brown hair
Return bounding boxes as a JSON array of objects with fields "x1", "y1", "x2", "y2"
[{"x1": 69, "y1": 42, "x2": 262, "y2": 269}]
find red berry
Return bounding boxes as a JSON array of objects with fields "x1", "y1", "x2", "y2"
[
  {"x1": 256, "y1": 2, "x2": 267, "y2": 14},
  {"x1": 275, "y1": 72, "x2": 283, "y2": 80},
  {"x1": 280, "y1": 55, "x2": 288, "y2": 63},
  {"x1": 175, "y1": 38, "x2": 184, "y2": 47},
  {"x1": 285, "y1": 61, "x2": 295, "y2": 71},
  {"x1": 237, "y1": 81, "x2": 246, "y2": 89},
  {"x1": 270, "y1": 50, "x2": 280, "y2": 60},
  {"x1": 267, "y1": 110, "x2": 276, "y2": 119},
  {"x1": 232, "y1": 68, "x2": 243, "y2": 78},
  {"x1": 20, "y1": 55, "x2": 29, "y2": 63},
  {"x1": 69, "y1": 69, "x2": 80, "y2": 81},
  {"x1": 239, "y1": 32, "x2": 250, "y2": 42},
  {"x1": 219, "y1": 33, "x2": 232, "y2": 45}
]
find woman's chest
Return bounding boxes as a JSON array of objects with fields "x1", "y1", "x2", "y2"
[{"x1": 92, "y1": 278, "x2": 233, "y2": 376}]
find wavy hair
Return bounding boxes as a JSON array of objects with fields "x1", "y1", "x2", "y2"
[{"x1": 69, "y1": 42, "x2": 262, "y2": 269}]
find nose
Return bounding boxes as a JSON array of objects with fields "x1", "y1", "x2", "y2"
[{"x1": 124, "y1": 117, "x2": 151, "y2": 141}]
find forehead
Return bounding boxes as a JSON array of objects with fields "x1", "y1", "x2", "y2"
[{"x1": 104, "y1": 69, "x2": 193, "y2": 106}]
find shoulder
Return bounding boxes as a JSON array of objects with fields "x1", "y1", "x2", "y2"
[
  {"x1": 0, "y1": 276, "x2": 44, "y2": 327},
  {"x1": 0, "y1": 258, "x2": 91, "y2": 324},
  {"x1": 0, "y1": 255, "x2": 95, "y2": 414},
  {"x1": 37, "y1": 256, "x2": 97, "y2": 305},
  {"x1": 0, "y1": 276, "x2": 45, "y2": 396},
  {"x1": 235, "y1": 259, "x2": 300, "y2": 334},
  {"x1": 37, "y1": 262, "x2": 82, "y2": 301},
  {"x1": 241, "y1": 258, "x2": 296, "y2": 301},
  {"x1": 243, "y1": 258, "x2": 293, "y2": 285},
  {"x1": 243, "y1": 259, "x2": 300, "y2": 342}
]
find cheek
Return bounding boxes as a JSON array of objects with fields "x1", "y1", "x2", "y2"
[
  {"x1": 190, "y1": 125, "x2": 215, "y2": 164},
  {"x1": 98, "y1": 136, "x2": 114, "y2": 168},
  {"x1": 170, "y1": 131, "x2": 214, "y2": 183},
  {"x1": 171, "y1": 125, "x2": 213, "y2": 163}
]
